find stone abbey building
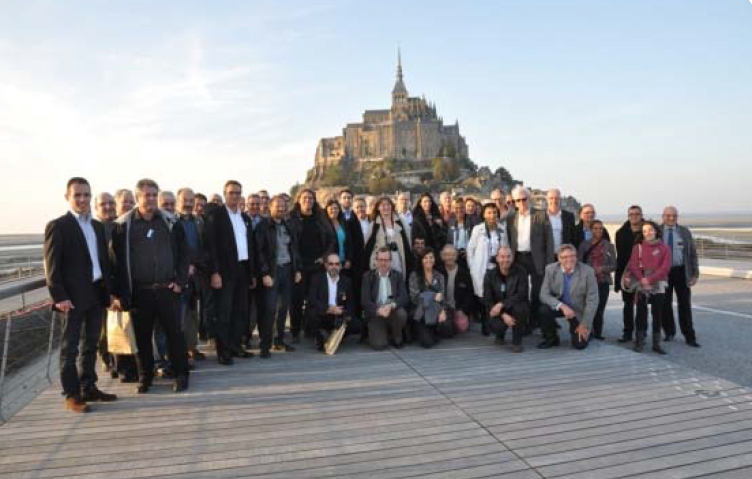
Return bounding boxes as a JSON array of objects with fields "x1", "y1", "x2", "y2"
[{"x1": 312, "y1": 52, "x2": 469, "y2": 178}]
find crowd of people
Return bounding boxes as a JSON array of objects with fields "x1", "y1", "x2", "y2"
[{"x1": 44, "y1": 177, "x2": 701, "y2": 413}]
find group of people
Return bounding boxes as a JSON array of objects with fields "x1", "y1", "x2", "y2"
[{"x1": 44, "y1": 177, "x2": 701, "y2": 413}]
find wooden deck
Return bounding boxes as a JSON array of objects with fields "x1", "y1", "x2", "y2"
[{"x1": 2, "y1": 333, "x2": 752, "y2": 479}]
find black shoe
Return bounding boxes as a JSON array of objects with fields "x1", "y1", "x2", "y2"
[
  {"x1": 393, "y1": 341, "x2": 404, "y2": 349},
  {"x1": 618, "y1": 333, "x2": 632, "y2": 343},
  {"x1": 593, "y1": 334, "x2": 605, "y2": 341},
  {"x1": 291, "y1": 334, "x2": 301, "y2": 344},
  {"x1": 260, "y1": 349, "x2": 271, "y2": 359},
  {"x1": 481, "y1": 323, "x2": 490, "y2": 336},
  {"x1": 173, "y1": 375, "x2": 189, "y2": 393},
  {"x1": 157, "y1": 366, "x2": 175, "y2": 378},
  {"x1": 81, "y1": 387, "x2": 118, "y2": 402},
  {"x1": 686, "y1": 340, "x2": 701, "y2": 348},
  {"x1": 218, "y1": 354, "x2": 234, "y2": 366},
  {"x1": 537, "y1": 337, "x2": 560, "y2": 349},
  {"x1": 664, "y1": 334, "x2": 674, "y2": 342},
  {"x1": 110, "y1": 369, "x2": 119, "y2": 379},
  {"x1": 231, "y1": 348, "x2": 254, "y2": 358},
  {"x1": 495, "y1": 335, "x2": 506, "y2": 345},
  {"x1": 136, "y1": 384, "x2": 150, "y2": 394}
]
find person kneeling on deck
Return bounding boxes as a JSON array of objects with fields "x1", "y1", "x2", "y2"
[
  {"x1": 361, "y1": 247, "x2": 409, "y2": 350},
  {"x1": 537, "y1": 243, "x2": 598, "y2": 350},
  {"x1": 409, "y1": 247, "x2": 454, "y2": 348},
  {"x1": 484, "y1": 246, "x2": 529, "y2": 353},
  {"x1": 308, "y1": 253, "x2": 354, "y2": 352}
]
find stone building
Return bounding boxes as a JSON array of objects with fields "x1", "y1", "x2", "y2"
[{"x1": 313, "y1": 51, "x2": 469, "y2": 177}]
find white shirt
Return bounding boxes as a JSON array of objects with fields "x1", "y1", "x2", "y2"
[
  {"x1": 227, "y1": 206, "x2": 249, "y2": 261},
  {"x1": 399, "y1": 211, "x2": 413, "y2": 228},
  {"x1": 71, "y1": 211, "x2": 103, "y2": 282},
  {"x1": 327, "y1": 274, "x2": 339, "y2": 307},
  {"x1": 359, "y1": 218, "x2": 370, "y2": 241},
  {"x1": 548, "y1": 211, "x2": 563, "y2": 253},
  {"x1": 378, "y1": 272, "x2": 392, "y2": 305},
  {"x1": 516, "y1": 211, "x2": 532, "y2": 252}
]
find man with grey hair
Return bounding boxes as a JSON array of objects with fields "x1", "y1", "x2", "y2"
[
  {"x1": 661, "y1": 206, "x2": 700, "y2": 347},
  {"x1": 545, "y1": 188, "x2": 577, "y2": 254},
  {"x1": 508, "y1": 185, "x2": 554, "y2": 330},
  {"x1": 396, "y1": 192, "x2": 413, "y2": 233},
  {"x1": 538, "y1": 243, "x2": 598, "y2": 350},
  {"x1": 110, "y1": 178, "x2": 190, "y2": 393},
  {"x1": 94, "y1": 192, "x2": 117, "y2": 376},
  {"x1": 158, "y1": 191, "x2": 176, "y2": 214}
]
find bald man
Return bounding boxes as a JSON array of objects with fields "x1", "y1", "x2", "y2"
[{"x1": 661, "y1": 206, "x2": 700, "y2": 347}]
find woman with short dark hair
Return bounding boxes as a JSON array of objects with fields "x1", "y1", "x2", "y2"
[{"x1": 578, "y1": 219, "x2": 616, "y2": 340}]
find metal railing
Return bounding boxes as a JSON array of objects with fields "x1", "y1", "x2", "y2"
[
  {"x1": 0, "y1": 275, "x2": 56, "y2": 425},
  {"x1": 692, "y1": 229, "x2": 752, "y2": 262}
]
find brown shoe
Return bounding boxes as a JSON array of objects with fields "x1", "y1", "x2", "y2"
[{"x1": 65, "y1": 397, "x2": 90, "y2": 413}]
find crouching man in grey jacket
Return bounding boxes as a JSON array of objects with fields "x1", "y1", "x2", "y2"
[{"x1": 537, "y1": 243, "x2": 599, "y2": 350}]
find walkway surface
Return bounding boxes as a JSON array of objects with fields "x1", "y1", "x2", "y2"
[{"x1": 3, "y1": 327, "x2": 752, "y2": 478}]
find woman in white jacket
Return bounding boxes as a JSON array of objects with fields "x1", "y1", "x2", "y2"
[{"x1": 467, "y1": 203, "x2": 509, "y2": 300}]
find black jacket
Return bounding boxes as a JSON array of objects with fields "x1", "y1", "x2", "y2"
[
  {"x1": 614, "y1": 220, "x2": 641, "y2": 291},
  {"x1": 308, "y1": 271, "x2": 355, "y2": 319},
  {"x1": 361, "y1": 269, "x2": 409, "y2": 318},
  {"x1": 287, "y1": 209, "x2": 336, "y2": 269},
  {"x1": 559, "y1": 210, "x2": 578, "y2": 247},
  {"x1": 204, "y1": 206, "x2": 255, "y2": 282},
  {"x1": 344, "y1": 214, "x2": 367, "y2": 272},
  {"x1": 437, "y1": 264, "x2": 474, "y2": 314},
  {"x1": 44, "y1": 212, "x2": 111, "y2": 310},
  {"x1": 411, "y1": 211, "x2": 448, "y2": 252},
  {"x1": 110, "y1": 209, "x2": 189, "y2": 308},
  {"x1": 254, "y1": 217, "x2": 301, "y2": 280},
  {"x1": 483, "y1": 264, "x2": 529, "y2": 317}
]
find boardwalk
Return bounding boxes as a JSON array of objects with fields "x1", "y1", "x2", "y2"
[{"x1": 2, "y1": 330, "x2": 752, "y2": 479}]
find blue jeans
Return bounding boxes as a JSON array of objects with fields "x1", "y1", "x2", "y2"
[{"x1": 261, "y1": 264, "x2": 293, "y2": 351}]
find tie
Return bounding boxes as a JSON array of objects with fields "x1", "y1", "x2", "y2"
[{"x1": 667, "y1": 228, "x2": 674, "y2": 254}]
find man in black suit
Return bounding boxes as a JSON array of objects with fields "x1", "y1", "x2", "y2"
[
  {"x1": 545, "y1": 189, "x2": 577, "y2": 256},
  {"x1": 308, "y1": 253, "x2": 355, "y2": 351},
  {"x1": 204, "y1": 180, "x2": 255, "y2": 365},
  {"x1": 508, "y1": 186, "x2": 555, "y2": 329},
  {"x1": 44, "y1": 177, "x2": 117, "y2": 413},
  {"x1": 110, "y1": 179, "x2": 190, "y2": 394},
  {"x1": 343, "y1": 194, "x2": 366, "y2": 334}
]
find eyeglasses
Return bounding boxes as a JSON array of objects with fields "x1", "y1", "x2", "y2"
[
  {"x1": 327, "y1": 262, "x2": 341, "y2": 266},
  {"x1": 514, "y1": 198, "x2": 528, "y2": 203}
]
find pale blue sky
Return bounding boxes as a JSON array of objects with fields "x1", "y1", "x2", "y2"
[{"x1": 1, "y1": 0, "x2": 751, "y2": 233}]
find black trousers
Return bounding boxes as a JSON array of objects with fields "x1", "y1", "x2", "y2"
[
  {"x1": 131, "y1": 287, "x2": 188, "y2": 384},
  {"x1": 515, "y1": 252, "x2": 544, "y2": 327},
  {"x1": 539, "y1": 305, "x2": 589, "y2": 350},
  {"x1": 621, "y1": 290, "x2": 636, "y2": 336},
  {"x1": 592, "y1": 282, "x2": 610, "y2": 337},
  {"x1": 59, "y1": 299, "x2": 103, "y2": 398},
  {"x1": 636, "y1": 292, "x2": 664, "y2": 335},
  {"x1": 197, "y1": 275, "x2": 217, "y2": 340},
  {"x1": 662, "y1": 266, "x2": 696, "y2": 341},
  {"x1": 290, "y1": 264, "x2": 318, "y2": 338},
  {"x1": 413, "y1": 319, "x2": 454, "y2": 348},
  {"x1": 215, "y1": 261, "x2": 250, "y2": 356},
  {"x1": 488, "y1": 304, "x2": 529, "y2": 345}
]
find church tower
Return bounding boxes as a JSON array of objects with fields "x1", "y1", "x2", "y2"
[{"x1": 391, "y1": 49, "x2": 408, "y2": 107}]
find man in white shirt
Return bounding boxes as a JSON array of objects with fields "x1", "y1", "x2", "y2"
[
  {"x1": 308, "y1": 253, "x2": 354, "y2": 351},
  {"x1": 396, "y1": 192, "x2": 413, "y2": 232},
  {"x1": 546, "y1": 188, "x2": 577, "y2": 255}
]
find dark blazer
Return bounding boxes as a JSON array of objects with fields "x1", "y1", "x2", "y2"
[
  {"x1": 44, "y1": 212, "x2": 111, "y2": 310},
  {"x1": 575, "y1": 221, "x2": 611, "y2": 248},
  {"x1": 361, "y1": 269, "x2": 409, "y2": 318},
  {"x1": 344, "y1": 214, "x2": 366, "y2": 272},
  {"x1": 483, "y1": 264, "x2": 529, "y2": 318},
  {"x1": 204, "y1": 206, "x2": 255, "y2": 282},
  {"x1": 559, "y1": 210, "x2": 578, "y2": 247},
  {"x1": 411, "y1": 212, "x2": 448, "y2": 252},
  {"x1": 254, "y1": 217, "x2": 301, "y2": 280},
  {"x1": 507, "y1": 208, "x2": 555, "y2": 275},
  {"x1": 437, "y1": 264, "x2": 474, "y2": 314},
  {"x1": 308, "y1": 271, "x2": 355, "y2": 319}
]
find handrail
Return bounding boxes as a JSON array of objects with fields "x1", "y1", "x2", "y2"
[{"x1": 0, "y1": 276, "x2": 46, "y2": 302}]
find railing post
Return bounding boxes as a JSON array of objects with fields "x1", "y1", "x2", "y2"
[
  {"x1": 0, "y1": 312, "x2": 13, "y2": 424},
  {"x1": 45, "y1": 310, "x2": 57, "y2": 384}
]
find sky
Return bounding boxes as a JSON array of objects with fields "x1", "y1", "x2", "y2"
[{"x1": 0, "y1": 0, "x2": 751, "y2": 234}]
